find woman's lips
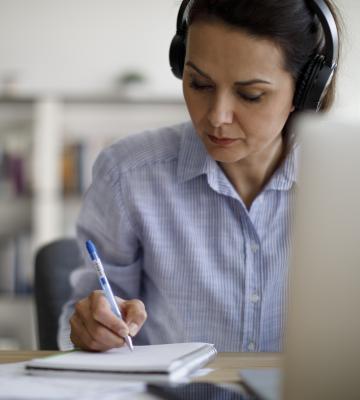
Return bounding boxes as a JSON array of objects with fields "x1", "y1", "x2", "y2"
[{"x1": 208, "y1": 134, "x2": 239, "y2": 146}]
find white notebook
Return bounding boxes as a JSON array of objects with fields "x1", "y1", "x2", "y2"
[{"x1": 25, "y1": 343, "x2": 217, "y2": 382}]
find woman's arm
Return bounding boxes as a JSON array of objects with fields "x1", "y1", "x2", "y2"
[{"x1": 58, "y1": 146, "x2": 147, "y2": 351}]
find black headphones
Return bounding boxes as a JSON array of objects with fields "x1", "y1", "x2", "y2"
[{"x1": 169, "y1": 0, "x2": 339, "y2": 112}]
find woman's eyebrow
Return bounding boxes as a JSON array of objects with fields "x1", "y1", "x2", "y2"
[
  {"x1": 185, "y1": 61, "x2": 272, "y2": 85},
  {"x1": 235, "y1": 79, "x2": 272, "y2": 86},
  {"x1": 185, "y1": 61, "x2": 212, "y2": 79}
]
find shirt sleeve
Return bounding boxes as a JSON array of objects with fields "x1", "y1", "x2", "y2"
[{"x1": 57, "y1": 147, "x2": 142, "y2": 350}]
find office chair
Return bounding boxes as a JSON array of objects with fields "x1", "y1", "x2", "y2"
[{"x1": 34, "y1": 238, "x2": 83, "y2": 350}]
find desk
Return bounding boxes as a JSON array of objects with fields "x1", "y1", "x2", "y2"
[{"x1": 0, "y1": 351, "x2": 281, "y2": 384}]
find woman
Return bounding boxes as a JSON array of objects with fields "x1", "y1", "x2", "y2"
[{"x1": 59, "y1": 0, "x2": 342, "y2": 352}]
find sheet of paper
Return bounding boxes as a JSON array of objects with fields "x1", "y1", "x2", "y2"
[{"x1": 0, "y1": 362, "x2": 145, "y2": 400}]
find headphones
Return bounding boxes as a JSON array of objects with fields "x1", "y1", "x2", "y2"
[{"x1": 169, "y1": 0, "x2": 339, "y2": 112}]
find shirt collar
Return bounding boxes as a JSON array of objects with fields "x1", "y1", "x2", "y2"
[
  {"x1": 177, "y1": 121, "x2": 299, "y2": 192},
  {"x1": 264, "y1": 141, "x2": 299, "y2": 191},
  {"x1": 177, "y1": 121, "x2": 213, "y2": 183}
]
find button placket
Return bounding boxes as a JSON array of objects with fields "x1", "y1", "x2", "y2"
[
  {"x1": 247, "y1": 342, "x2": 255, "y2": 351},
  {"x1": 250, "y1": 242, "x2": 259, "y2": 253},
  {"x1": 250, "y1": 293, "x2": 260, "y2": 304}
]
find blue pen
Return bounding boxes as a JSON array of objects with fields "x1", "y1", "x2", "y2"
[{"x1": 85, "y1": 240, "x2": 134, "y2": 351}]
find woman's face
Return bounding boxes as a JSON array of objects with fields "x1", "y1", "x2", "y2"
[{"x1": 183, "y1": 20, "x2": 296, "y2": 164}]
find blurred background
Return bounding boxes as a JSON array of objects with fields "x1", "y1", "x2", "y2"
[{"x1": 0, "y1": 0, "x2": 358, "y2": 350}]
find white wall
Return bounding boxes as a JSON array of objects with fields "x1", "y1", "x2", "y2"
[
  {"x1": 0, "y1": 0, "x2": 183, "y2": 97},
  {"x1": 334, "y1": 0, "x2": 360, "y2": 117},
  {"x1": 0, "y1": 0, "x2": 358, "y2": 115}
]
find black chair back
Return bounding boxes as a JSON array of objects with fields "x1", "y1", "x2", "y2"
[{"x1": 34, "y1": 238, "x2": 82, "y2": 350}]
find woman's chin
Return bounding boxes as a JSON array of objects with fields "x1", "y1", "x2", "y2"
[{"x1": 204, "y1": 143, "x2": 248, "y2": 164}]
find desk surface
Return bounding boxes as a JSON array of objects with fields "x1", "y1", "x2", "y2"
[{"x1": 0, "y1": 351, "x2": 282, "y2": 384}]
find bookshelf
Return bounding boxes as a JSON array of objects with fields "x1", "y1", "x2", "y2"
[
  {"x1": 0, "y1": 94, "x2": 188, "y2": 348},
  {"x1": 0, "y1": 99, "x2": 33, "y2": 298},
  {"x1": 60, "y1": 96, "x2": 188, "y2": 235}
]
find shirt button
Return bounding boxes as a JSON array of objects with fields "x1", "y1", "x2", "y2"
[
  {"x1": 250, "y1": 294, "x2": 260, "y2": 303},
  {"x1": 248, "y1": 342, "x2": 256, "y2": 351},
  {"x1": 250, "y1": 242, "x2": 259, "y2": 253}
]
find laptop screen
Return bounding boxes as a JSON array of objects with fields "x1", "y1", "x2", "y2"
[{"x1": 283, "y1": 114, "x2": 360, "y2": 400}]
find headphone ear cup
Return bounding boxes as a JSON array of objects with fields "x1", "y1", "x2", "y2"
[
  {"x1": 169, "y1": 34, "x2": 186, "y2": 80},
  {"x1": 294, "y1": 55, "x2": 325, "y2": 111}
]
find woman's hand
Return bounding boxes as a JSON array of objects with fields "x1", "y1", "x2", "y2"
[{"x1": 70, "y1": 290, "x2": 147, "y2": 351}]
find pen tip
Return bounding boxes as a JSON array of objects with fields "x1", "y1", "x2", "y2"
[{"x1": 126, "y1": 336, "x2": 134, "y2": 351}]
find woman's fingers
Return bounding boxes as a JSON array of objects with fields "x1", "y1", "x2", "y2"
[
  {"x1": 89, "y1": 292, "x2": 130, "y2": 339},
  {"x1": 70, "y1": 313, "x2": 104, "y2": 351},
  {"x1": 120, "y1": 298, "x2": 148, "y2": 337},
  {"x1": 70, "y1": 291, "x2": 125, "y2": 351},
  {"x1": 70, "y1": 291, "x2": 148, "y2": 351}
]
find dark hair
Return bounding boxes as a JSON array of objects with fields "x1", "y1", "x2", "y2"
[{"x1": 187, "y1": 0, "x2": 343, "y2": 113}]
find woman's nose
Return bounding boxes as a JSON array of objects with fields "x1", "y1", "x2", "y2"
[{"x1": 207, "y1": 94, "x2": 234, "y2": 127}]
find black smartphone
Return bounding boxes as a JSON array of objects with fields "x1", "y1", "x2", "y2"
[{"x1": 147, "y1": 382, "x2": 257, "y2": 400}]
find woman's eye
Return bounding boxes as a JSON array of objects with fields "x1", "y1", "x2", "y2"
[
  {"x1": 189, "y1": 80, "x2": 213, "y2": 91},
  {"x1": 238, "y1": 92, "x2": 263, "y2": 103}
]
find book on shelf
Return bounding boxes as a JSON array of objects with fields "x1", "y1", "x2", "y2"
[
  {"x1": 62, "y1": 142, "x2": 85, "y2": 195},
  {"x1": 61, "y1": 137, "x2": 113, "y2": 197},
  {"x1": 0, "y1": 233, "x2": 32, "y2": 294},
  {"x1": 0, "y1": 134, "x2": 32, "y2": 198}
]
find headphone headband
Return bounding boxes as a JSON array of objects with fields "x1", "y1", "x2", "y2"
[
  {"x1": 169, "y1": 0, "x2": 340, "y2": 111},
  {"x1": 176, "y1": 0, "x2": 193, "y2": 36},
  {"x1": 307, "y1": 0, "x2": 339, "y2": 68}
]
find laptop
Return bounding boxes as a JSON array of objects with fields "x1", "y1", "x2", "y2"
[{"x1": 240, "y1": 114, "x2": 360, "y2": 400}]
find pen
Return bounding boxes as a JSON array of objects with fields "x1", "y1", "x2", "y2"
[{"x1": 85, "y1": 239, "x2": 134, "y2": 351}]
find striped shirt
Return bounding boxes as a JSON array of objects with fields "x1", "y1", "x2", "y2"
[{"x1": 58, "y1": 121, "x2": 297, "y2": 352}]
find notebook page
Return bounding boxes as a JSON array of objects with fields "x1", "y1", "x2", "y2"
[
  {"x1": 1, "y1": 362, "x2": 144, "y2": 400},
  {"x1": 28, "y1": 343, "x2": 213, "y2": 372}
]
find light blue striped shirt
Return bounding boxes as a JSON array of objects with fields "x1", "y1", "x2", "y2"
[{"x1": 58, "y1": 121, "x2": 297, "y2": 352}]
